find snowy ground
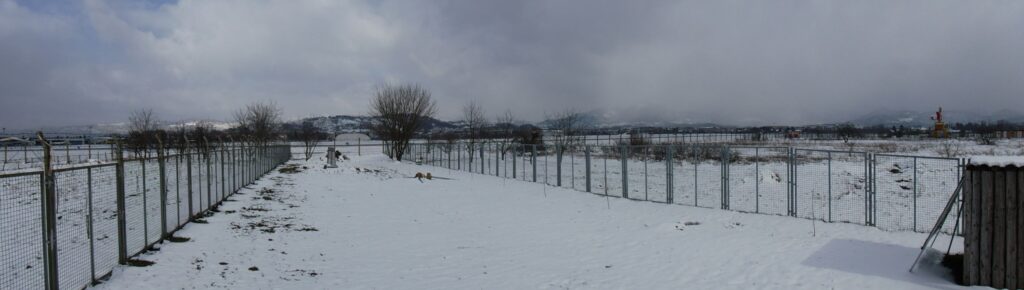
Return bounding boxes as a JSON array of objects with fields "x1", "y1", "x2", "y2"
[{"x1": 95, "y1": 154, "x2": 968, "y2": 289}]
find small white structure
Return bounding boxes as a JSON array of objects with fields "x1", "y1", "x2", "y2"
[
  {"x1": 324, "y1": 147, "x2": 339, "y2": 168},
  {"x1": 334, "y1": 133, "x2": 370, "y2": 145}
]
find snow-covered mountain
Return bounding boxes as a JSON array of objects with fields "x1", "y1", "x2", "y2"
[
  {"x1": 286, "y1": 115, "x2": 460, "y2": 133},
  {"x1": 20, "y1": 120, "x2": 236, "y2": 135}
]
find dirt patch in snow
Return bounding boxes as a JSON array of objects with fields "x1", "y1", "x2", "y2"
[{"x1": 277, "y1": 164, "x2": 306, "y2": 174}]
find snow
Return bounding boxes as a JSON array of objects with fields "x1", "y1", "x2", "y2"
[
  {"x1": 93, "y1": 154, "x2": 965, "y2": 289},
  {"x1": 968, "y1": 156, "x2": 1024, "y2": 167}
]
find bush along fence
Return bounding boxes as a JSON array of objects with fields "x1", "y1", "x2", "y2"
[
  {"x1": 406, "y1": 142, "x2": 967, "y2": 235},
  {"x1": 0, "y1": 134, "x2": 290, "y2": 290}
]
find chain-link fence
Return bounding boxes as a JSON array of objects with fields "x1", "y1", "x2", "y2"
[
  {"x1": 407, "y1": 142, "x2": 966, "y2": 235},
  {"x1": 0, "y1": 142, "x2": 290, "y2": 290}
]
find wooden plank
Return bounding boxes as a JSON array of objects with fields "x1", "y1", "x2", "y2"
[
  {"x1": 994, "y1": 169, "x2": 1006, "y2": 289},
  {"x1": 1007, "y1": 169, "x2": 1018, "y2": 290},
  {"x1": 970, "y1": 169, "x2": 982, "y2": 285},
  {"x1": 964, "y1": 170, "x2": 974, "y2": 285},
  {"x1": 1019, "y1": 169, "x2": 1024, "y2": 287},
  {"x1": 982, "y1": 169, "x2": 993, "y2": 286}
]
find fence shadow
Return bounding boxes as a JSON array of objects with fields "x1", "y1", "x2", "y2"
[{"x1": 800, "y1": 239, "x2": 958, "y2": 289}]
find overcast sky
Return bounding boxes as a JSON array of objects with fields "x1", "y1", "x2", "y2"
[{"x1": 2, "y1": 0, "x2": 1023, "y2": 130}]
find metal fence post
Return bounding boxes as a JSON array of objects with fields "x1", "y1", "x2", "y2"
[
  {"x1": 141, "y1": 155, "x2": 149, "y2": 246},
  {"x1": 87, "y1": 166, "x2": 96, "y2": 284},
  {"x1": 754, "y1": 147, "x2": 759, "y2": 213},
  {"x1": 220, "y1": 142, "x2": 226, "y2": 203},
  {"x1": 787, "y1": 147, "x2": 794, "y2": 217},
  {"x1": 38, "y1": 133, "x2": 59, "y2": 290},
  {"x1": 621, "y1": 145, "x2": 628, "y2": 198},
  {"x1": 157, "y1": 138, "x2": 168, "y2": 241},
  {"x1": 643, "y1": 146, "x2": 648, "y2": 201},
  {"x1": 603, "y1": 148, "x2": 608, "y2": 195},
  {"x1": 556, "y1": 144, "x2": 562, "y2": 187},
  {"x1": 532, "y1": 145, "x2": 537, "y2": 182},
  {"x1": 666, "y1": 144, "x2": 674, "y2": 204},
  {"x1": 694, "y1": 145, "x2": 698, "y2": 206},
  {"x1": 585, "y1": 145, "x2": 591, "y2": 193},
  {"x1": 205, "y1": 139, "x2": 212, "y2": 211},
  {"x1": 827, "y1": 151, "x2": 832, "y2": 222},
  {"x1": 913, "y1": 156, "x2": 918, "y2": 231},
  {"x1": 722, "y1": 146, "x2": 729, "y2": 210},
  {"x1": 868, "y1": 153, "x2": 876, "y2": 226},
  {"x1": 115, "y1": 141, "x2": 128, "y2": 265},
  {"x1": 512, "y1": 145, "x2": 517, "y2": 179},
  {"x1": 230, "y1": 143, "x2": 236, "y2": 194},
  {"x1": 186, "y1": 142, "x2": 194, "y2": 219},
  {"x1": 571, "y1": 147, "x2": 576, "y2": 189}
]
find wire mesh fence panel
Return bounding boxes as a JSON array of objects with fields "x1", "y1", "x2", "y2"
[
  {"x1": 175, "y1": 155, "x2": 189, "y2": 227},
  {"x1": 89, "y1": 166, "x2": 118, "y2": 283},
  {"x1": 596, "y1": 146, "x2": 624, "y2": 197},
  {"x1": 220, "y1": 151, "x2": 229, "y2": 202},
  {"x1": 190, "y1": 154, "x2": 203, "y2": 219},
  {"x1": 915, "y1": 157, "x2": 961, "y2": 233},
  {"x1": 144, "y1": 159, "x2": 162, "y2": 246},
  {"x1": 518, "y1": 146, "x2": 530, "y2": 182},
  {"x1": 726, "y1": 148, "x2": 760, "y2": 213},
  {"x1": 793, "y1": 150, "x2": 830, "y2": 221},
  {"x1": 54, "y1": 168, "x2": 92, "y2": 290},
  {"x1": 490, "y1": 144, "x2": 499, "y2": 176},
  {"x1": 672, "y1": 145, "x2": 697, "y2": 207},
  {"x1": 755, "y1": 147, "x2": 790, "y2": 216},
  {"x1": 570, "y1": 147, "x2": 588, "y2": 192},
  {"x1": 637, "y1": 146, "x2": 669, "y2": 202},
  {"x1": 654, "y1": 147, "x2": 671, "y2": 203},
  {"x1": 542, "y1": 150, "x2": 556, "y2": 187},
  {"x1": 212, "y1": 153, "x2": 221, "y2": 204},
  {"x1": 873, "y1": 155, "x2": 916, "y2": 231},
  {"x1": 0, "y1": 172, "x2": 44, "y2": 290},
  {"x1": 204, "y1": 153, "x2": 214, "y2": 212},
  {"x1": 694, "y1": 145, "x2": 722, "y2": 209},
  {"x1": 560, "y1": 147, "x2": 571, "y2": 189},
  {"x1": 123, "y1": 160, "x2": 148, "y2": 256},
  {"x1": 828, "y1": 152, "x2": 868, "y2": 225},
  {"x1": 163, "y1": 156, "x2": 180, "y2": 231}
]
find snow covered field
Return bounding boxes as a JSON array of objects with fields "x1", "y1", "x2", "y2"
[{"x1": 96, "y1": 154, "x2": 964, "y2": 289}]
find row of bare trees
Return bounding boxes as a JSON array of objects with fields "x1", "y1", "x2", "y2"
[
  {"x1": 125, "y1": 101, "x2": 283, "y2": 158},
  {"x1": 367, "y1": 83, "x2": 589, "y2": 162}
]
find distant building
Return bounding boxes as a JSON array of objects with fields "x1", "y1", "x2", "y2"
[
  {"x1": 335, "y1": 133, "x2": 370, "y2": 145},
  {"x1": 995, "y1": 130, "x2": 1024, "y2": 139},
  {"x1": 0, "y1": 137, "x2": 32, "y2": 146}
]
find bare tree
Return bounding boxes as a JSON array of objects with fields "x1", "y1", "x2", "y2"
[
  {"x1": 462, "y1": 100, "x2": 488, "y2": 164},
  {"x1": 234, "y1": 101, "x2": 283, "y2": 147},
  {"x1": 368, "y1": 84, "x2": 437, "y2": 161},
  {"x1": 288, "y1": 121, "x2": 327, "y2": 160},
  {"x1": 129, "y1": 109, "x2": 159, "y2": 133},
  {"x1": 494, "y1": 109, "x2": 516, "y2": 159},
  {"x1": 169, "y1": 126, "x2": 190, "y2": 155},
  {"x1": 546, "y1": 109, "x2": 586, "y2": 183},
  {"x1": 547, "y1": 109, "x2": 586, "y2": 151},
  {"x1": 127, "y1": 109, "x2": 161, "y2": 158},
  {"x1": 191, "y1": 121, "x2": 216, "y2": 156}
]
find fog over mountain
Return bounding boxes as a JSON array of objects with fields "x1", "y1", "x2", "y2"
[{"x1": 3, "y1": 0, "x2": 1024, "y2": 130}]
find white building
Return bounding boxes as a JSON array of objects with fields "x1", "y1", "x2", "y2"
[{"x1": 334, "y1": 133, "x2": 370, "y2": 145}]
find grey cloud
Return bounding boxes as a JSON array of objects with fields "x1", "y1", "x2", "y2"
[{"x1": 2, "y1": 0, "x2": 1023, "y2": 130}]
